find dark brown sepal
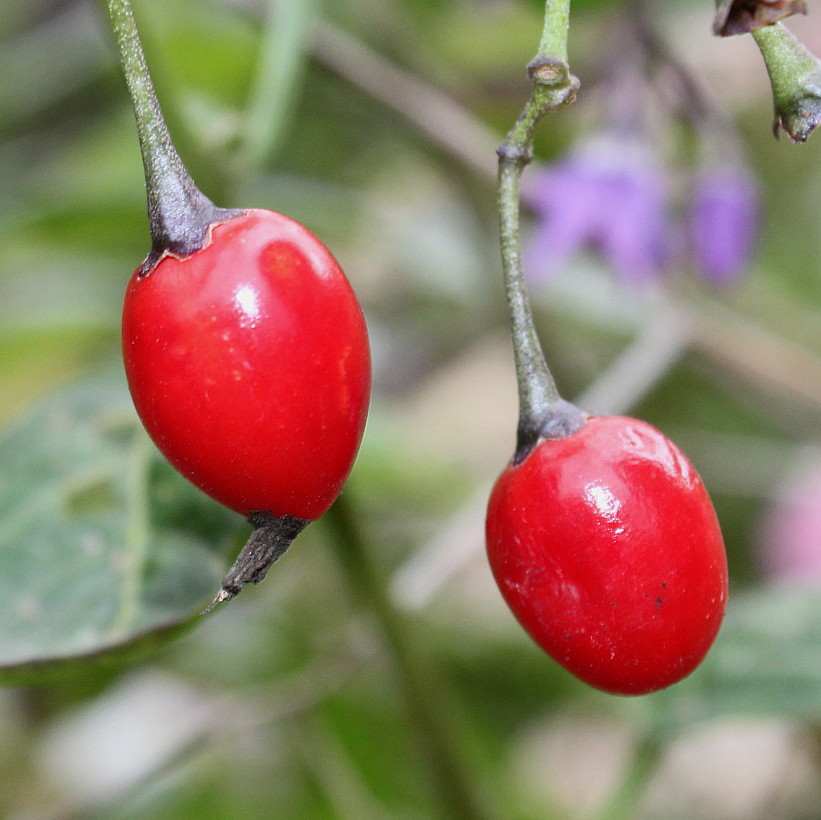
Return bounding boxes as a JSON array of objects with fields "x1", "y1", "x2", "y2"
[
  {"x1": 137, "y1": 199, "x2": 245, "y2": 277},
  {"x1": 137, "y1": 181, "x2": 244, "y2": 277},
  {"x1": 713, "y1": 0, "x2": 807, "y2": 37},
  {"x1": 514, "y1": 399, "x2": 588, "y2": 465},
  {"x1": 201, "y1": 511, "x2": 311, "y2": 614}
]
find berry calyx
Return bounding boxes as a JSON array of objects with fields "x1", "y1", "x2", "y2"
[{"x1": 486, "y1": 415, "x2": 728, "y2": 696}]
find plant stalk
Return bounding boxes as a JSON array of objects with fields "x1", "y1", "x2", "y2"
[
  {"x1": 497, "y1": 0, "x2": 585, "y2": 462},
  {"x1": 752, "y1": 21, "x2": 821, "y2": 142},
  {"x1": 323, "y1": 496, "x2": 491, "y2": 820},
  {"x1": 539, "y1": 0, "x2": 571, "y2": 61},
  {"x1": 106, "y1": 0, "x2": 240, "y2": 273}
]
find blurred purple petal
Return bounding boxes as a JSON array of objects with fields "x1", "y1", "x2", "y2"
[
  {"x1": 758, "y1": 455, "x2": 821, "y2": 584},
  {"x1": 691, "y1": 167, "x2": 759, "y2": 286},
  {"x1": 522, "y1": 164, "x2": 609, "y2": 281},
  {"x1": 521, "y1": 137, "x2": 672, "y2": 288},
  {"x1": 596, "y1": 163, "x2": 670, "y2": 286}
]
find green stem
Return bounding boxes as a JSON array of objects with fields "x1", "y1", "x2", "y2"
[
  {"x1": 752, "y1": 23, "x2": 817, "y2": 85},
  {"x1": 323, "y1": 497, "x2": 491, "y2": 820},
  {"x1": 497, "y1": 0, "x2": 585, "y2": 462},
  {"x1": 106, "y1": 0, "x2": 240, "y2": 272},
  {"x1": 241, "y1": 0, "x2": 318, "y2": 174},
  {"x1": 539, "y1": 0, "x2": 571, "y2": 60},
  {"x1": 593, "y1": 733, "x2": 661, "y2": 820},
  {"x1": 752, "y1": 22, "x2": 821, "y2": 142}
]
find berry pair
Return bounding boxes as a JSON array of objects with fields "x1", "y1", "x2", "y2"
[{"x1": 111, "y1": 0, "x2": 727, "y2": 696}]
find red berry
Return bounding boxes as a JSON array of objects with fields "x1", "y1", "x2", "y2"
[
  {"x1": 486, "y1": 416, "x2": 728, "y2": 696},
  {"x1": 122, "y1": 208, "x2": 371, "y2": 521}
]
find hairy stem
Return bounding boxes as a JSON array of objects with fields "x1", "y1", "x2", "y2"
[{"x1": 539, "y1": 0, "x2": 571, "y2": 61}]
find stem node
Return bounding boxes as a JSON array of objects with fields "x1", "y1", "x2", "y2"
[
  {"x1": 496, "y1": 141, "x2": 532, "y2": 165},
  {"x1": 527, "y1": 55, "x2": 575, "y2": 91}
]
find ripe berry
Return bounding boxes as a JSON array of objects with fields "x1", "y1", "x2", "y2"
[
  {"x1": 490, "y1": 33, "x2": 728, "y2": 695},
  {"x1": 486, "y1": 415, "x2": 728, "y2": 696},
  {"x1": 123, "y1": 208, "x2": 370, "y2": 522}
]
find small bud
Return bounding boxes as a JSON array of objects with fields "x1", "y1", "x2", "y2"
[
  {"x1": 753, "y1": 23, "x2": 821, "y2": 142},
  {"x1": 690, "y1": 166, "x2": 759, "y2": 286},
  {"x1": 713, "y1": 0, "x2": 807, "y2": 37}
]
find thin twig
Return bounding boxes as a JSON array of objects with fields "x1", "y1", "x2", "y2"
[
  {"x1": 691, "y1": 299, "x2": 821, "y2": 415},
  {"x1": 310, "y1": 20, "x2": 500, "y2": 180}
]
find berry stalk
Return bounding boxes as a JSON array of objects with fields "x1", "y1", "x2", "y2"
[
  {"x1": 496, "y1": 0, "x2": 584, "y2": 462},
  {"x1": 324, "y1": 495, "x2": 492, "y2": 820},
  {"x1": 106, "y1": 0, "x2": 240, "y2": 273}
]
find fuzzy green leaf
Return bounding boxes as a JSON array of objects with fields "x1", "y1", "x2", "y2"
[{"x1": 0, "y1": 378, "x2": 239, "y2": 685}]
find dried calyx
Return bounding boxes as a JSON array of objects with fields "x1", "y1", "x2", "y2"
[{"x1": 713, "y1": 0, "x2": 807, "y2": 37}]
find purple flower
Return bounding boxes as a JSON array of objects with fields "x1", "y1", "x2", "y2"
[
  {"x1": 758, "y1": 454, "x2": 821, "y2": 585},
  {"x1": 690, "y1": 166, "x2": 759, "y2": 286},
  {"x1": 522, "y1": 136, "x2": 671, "y2": 288}
]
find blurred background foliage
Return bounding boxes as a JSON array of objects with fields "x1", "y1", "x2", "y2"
[{"x1": 1, "y1": 0, "x2": 821, "y2": 818}]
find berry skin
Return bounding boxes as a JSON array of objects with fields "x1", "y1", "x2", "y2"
[
  {"x1": 123, "y1": 208, "x2": 371, "y2": 522},
  {"x1": 486, "y1": 416, "x2": 728, "y2": 696}
]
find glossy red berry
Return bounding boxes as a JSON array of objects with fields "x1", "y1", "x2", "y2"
[
  {"x1": 486, "y1": 415, "x2": 728, "y2": 696},
  {"x1": 123, "y1": 208, "x2": 371, "y2": 522}
]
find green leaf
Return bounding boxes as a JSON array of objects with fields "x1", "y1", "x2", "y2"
[
  {"x1": 0, "y1": 377, "x2": 240, "y2": 685},
  {"x1": 0, "y1": 325, "x2": 116, "y2": 426},
  {"x1": 647, "y1": 587, "x2": 821, "y2": 729}
]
